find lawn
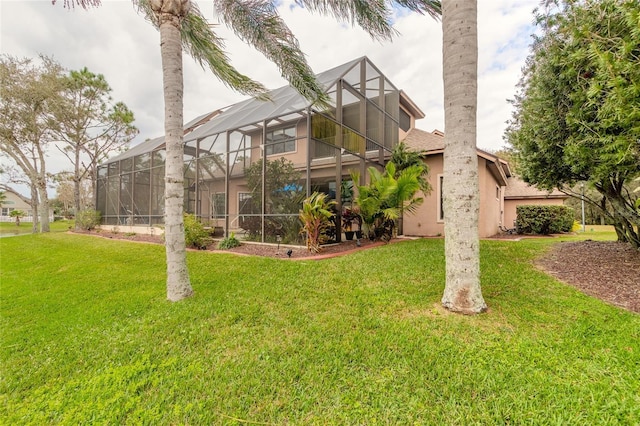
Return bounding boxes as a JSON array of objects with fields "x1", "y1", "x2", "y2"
[
  {"x1": 1, "y1": 229, "x2": 638, "y2": 424},
  {"x1": 0, "y1": 219, "x2": 72, "y2": 237}
]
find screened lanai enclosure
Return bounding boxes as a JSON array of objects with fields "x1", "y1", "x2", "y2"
[{"x1": 96, "y1": 57, "x2": 423, "y2": 245}]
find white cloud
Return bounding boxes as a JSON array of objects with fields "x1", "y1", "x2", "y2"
[{"x1": 1, "y1": 0, "x2": 539, "y2": 192}]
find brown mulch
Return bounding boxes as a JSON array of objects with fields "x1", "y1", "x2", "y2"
[
  {"x1": 73, "y1": 230, "x2": 639, "y2": 313},
  {"x1": 71, "y1": 229, "x2": 391, "y2": 260},
  {"x1": 536, "y1": 240, "x2": 640, "y2": 313}
]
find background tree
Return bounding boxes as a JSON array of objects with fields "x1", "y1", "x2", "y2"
[
  {"x1": 440, "y1": 0, "x2": 487, "y2": 314},
  {"x1": 51, "y1": 67, "x2": 138, "y2": 225},
  {"x1": 505, "y1": 0, "x2": 640, "y2": 247},
  {"x1": 243, "y1": 157, "x2": 305, "y2": 243},
  {"x1": 0, "y1": 55, "x2": 65, "y2": 233},
  {"x1": 58, "y1": 0, "x2": 441, "y2": 302}
]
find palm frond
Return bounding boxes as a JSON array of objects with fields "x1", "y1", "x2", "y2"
[
  {"x1": 393, "y1": 0, "x2": 442, "y2": 20},
  {"x1": 53, "y1": 0, "x2": 101, "y2": 9},
  {"x1": 133, "y1": 0, "x2": 269, "y2": 99},
  {"x1": 295, "y1": 0, "x2": 397, "y2": 41},
  {"x1": 213, "y1": 0, "x2": 331, "y2": 109},
  {"x1": 182, "y1": 5, "x2": 269, "y2": 99}
]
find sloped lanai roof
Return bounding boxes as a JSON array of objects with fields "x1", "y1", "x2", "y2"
[{"x1": 107, "y1": 56, "x2": 403, "y2": 164}]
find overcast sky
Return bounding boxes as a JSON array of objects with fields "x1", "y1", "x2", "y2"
[{"x1": 1, "y1": 0, "x2": 539, "y2": 185}]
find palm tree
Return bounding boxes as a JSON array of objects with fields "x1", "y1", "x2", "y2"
[
  {"x1": 353, "y1": 162, "x2": 424, "y2": 241},
  {"x1": 440, "y1": 0, "x2": 486, "y2": 314},
  {"x1": 57, "y1": 0, "x2": 441, "y2": 302}
]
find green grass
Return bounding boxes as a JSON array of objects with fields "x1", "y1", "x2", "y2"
[
  {"x1": 0, "y1": 220, "x2": 73, "y2": 236},
  {"x1": 1, "y1": 230, "x2": 638, "y2": 424}
]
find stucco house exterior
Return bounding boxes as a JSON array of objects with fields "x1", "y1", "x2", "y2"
[
  {"x1": 95, "y1": 56, "x2": 567, "y2": 243},
  {"x1": 401, "y1": 128, "x2": 568, "y2": 238},
  {"x1": 0, "y1": 188, "x2": 54, "y2": 223}
]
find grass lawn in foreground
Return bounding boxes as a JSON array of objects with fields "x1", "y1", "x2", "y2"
[{"x1": 1, "y1": 231, "x2": 638, "y2": 424}]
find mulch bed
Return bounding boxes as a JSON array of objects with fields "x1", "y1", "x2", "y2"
[
  {"x1": 71, "y1": 229, "x2": 391, "y2": 260},
  {"x1": 536, "y1": 240, "x2": 640, "y2": 313}
]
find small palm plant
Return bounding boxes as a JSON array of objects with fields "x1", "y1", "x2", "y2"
[
  {"x1": 10, "y1": 209, "x2": 26, "y2": 226},
  {"x1": 299, "y1": 192, "x2": 336, "y2": 253},
  {"x1": 352, "y1": 162, "x2": 424, "y2": 241}
]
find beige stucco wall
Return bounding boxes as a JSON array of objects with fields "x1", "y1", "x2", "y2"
[
  {"x1": 478, "y1": 157, "x2": 503, "y2": 237},
  {"x1": 403, "y1": 154, "x2": 444, "y2": 237},
  {"x1": 403, "y1": 155, "x2": 504, "y2": 238},
  {"x1": 503, "y1": 198, "x2": 566, "y2": 229}
]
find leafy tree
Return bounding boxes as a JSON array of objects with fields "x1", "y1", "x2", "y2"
[
  {"x1": 505, "y1": 0, "x2": 640, "y2": 248},
  {"x1": 0, "y1": 190, "x2": 6, "y2": 207},
  {"x1": 243, "y1": 157, "x2": 305, "y2": 243},
  {"x1": 0, "y1": 55, "x2": 64, "y2": 233},
  {"x1": 58, "y1": 0, "x2": 441, "y2": 302},
  {"x1": 51, "y1": 67, "x2": 138, "y2": 224},
  {"x1": 440, "y1": 0, "x2": 487, "y2": 314}
]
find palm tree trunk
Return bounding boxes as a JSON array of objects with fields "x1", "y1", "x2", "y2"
[
  {"x1": 159, "y1": 7, "x2": 193, "y2": 302},
  {"x1": 441, "y1": 0, "x2": 487, "y2": 314}
]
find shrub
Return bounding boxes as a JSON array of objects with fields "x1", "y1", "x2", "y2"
[
  {"x1": 218, "y1": 233, "x2": 241, "y2": 250},
  {"x1": 75, "y1": 210, "x2": 101, "y2": 230},
  {"x1": 299, "y1": 192, "x2": 336, "y2": 253},
  {"x1": 516, "y1": 205, "x2": 575, "y2": 235},
  {"x1": 183, "y1": 214, "x2": 212, "y2": 249}
]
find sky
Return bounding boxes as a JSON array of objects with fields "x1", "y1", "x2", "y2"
[{"x1": 0, "y1": 0, "x2": 540, "y2": 192}]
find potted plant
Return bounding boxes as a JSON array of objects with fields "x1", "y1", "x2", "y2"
[{"x1": 342, "y1": 208, "x2": 361, "y2": 241}]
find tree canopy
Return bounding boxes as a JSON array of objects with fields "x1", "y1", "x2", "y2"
[{"x1": 505, "y1": 0, "x2": 640, "y2": 247}]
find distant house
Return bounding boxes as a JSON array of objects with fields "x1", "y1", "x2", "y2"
[
  {"x1": 95, "y1": 56, "x2": 567, "y2": 242},
  {"x1": 502, "y1": 177, "x2": 568, "y2": 228},
  {"x1": 402, "y1": 128, "x2": 569, "y2": 238},
  {"x1": 0, "y1": 188, "x2": 54, "y2": 223}
]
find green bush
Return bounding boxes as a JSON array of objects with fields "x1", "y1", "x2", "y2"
[
  {"x1": 75, "y1": 210, "x2": 101, "y2": 230},
  {"x1": 183, "y1": 214, "x2": 212, "y2": 249},
  {"x1": 218, "y1": 232, "x2": 241, "y2": 250},
  {"x1": 516, "y1": 205, "x2": 575, "y2": 235}
]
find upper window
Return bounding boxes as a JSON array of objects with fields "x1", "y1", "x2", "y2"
[
  {"x1": 399, "y1": 108, "x2": 411, "y2": 132},
  {"x1": 265, "y1": 126, "x2": 296, "y2": 156}
]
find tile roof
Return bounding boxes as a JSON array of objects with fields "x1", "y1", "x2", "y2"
[
  {"x1": 402, "y1": 128, "x2": 445, "y2": 152},
  {"x1": 504, "y1": 177, "x2": 567, "y2": 199}
]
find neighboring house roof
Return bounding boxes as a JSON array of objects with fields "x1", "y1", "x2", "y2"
[
  {"x1": 403, "y1": 128, "x2": 445, "y2": 152},
  {"x1": 1, "y1": 188, "x2": 31, "y2": 206},
  {"x1": 504, "y1": 177, "x2": 568, "y2": 199},
  {"x1": 403, "y1": 128, "x2": 510, "y2": 186}
]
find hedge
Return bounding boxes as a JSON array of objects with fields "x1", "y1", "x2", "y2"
[{"x1": 515, "y1": 205, "x2": 574, "y2": 235}]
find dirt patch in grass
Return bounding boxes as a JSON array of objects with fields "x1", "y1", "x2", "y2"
[{"x1": 536, "y1": 240, "x2": 640, "y2": 313}]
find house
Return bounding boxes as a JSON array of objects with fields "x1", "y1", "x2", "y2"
[
  {"x1": 0, "y1": 188, "x2": 54, "y2": 223},
  {"x1": 96, "y1": 57, "x2": 422, "y2": 243},
  {"x1": 401, "y1": 128, "x2": 568, "y2": 238},
  {"x1": 95, "y1": 56, "x2": 567, "y2": 243}
]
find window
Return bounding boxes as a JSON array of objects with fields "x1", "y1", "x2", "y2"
[
  {"x1": 212, "y1": 193, "x2": 226, "y2": 219},
  {"x1": 238, "y1": 192, "x2": 257, "y2": 215},
  {"x1": 438, "y1": 175, "x2": 444, "y2": 222},
  {"x1": 496, "y1": 185, "x2": 501, "y2": 200},
  {"x1": 399, "y1": 108, "x2": 411, "y2": 132},
  {"x1": 265, "y1": 126, "x2": 296, "y2": 155}
]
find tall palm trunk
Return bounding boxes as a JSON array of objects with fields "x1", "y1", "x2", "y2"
[
  {"x1": 156, "y1": 0, "x2": 193, "y2": 301},
  {"x1": 441, "y1": 0, "x2": 486, "y2": 314}
]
